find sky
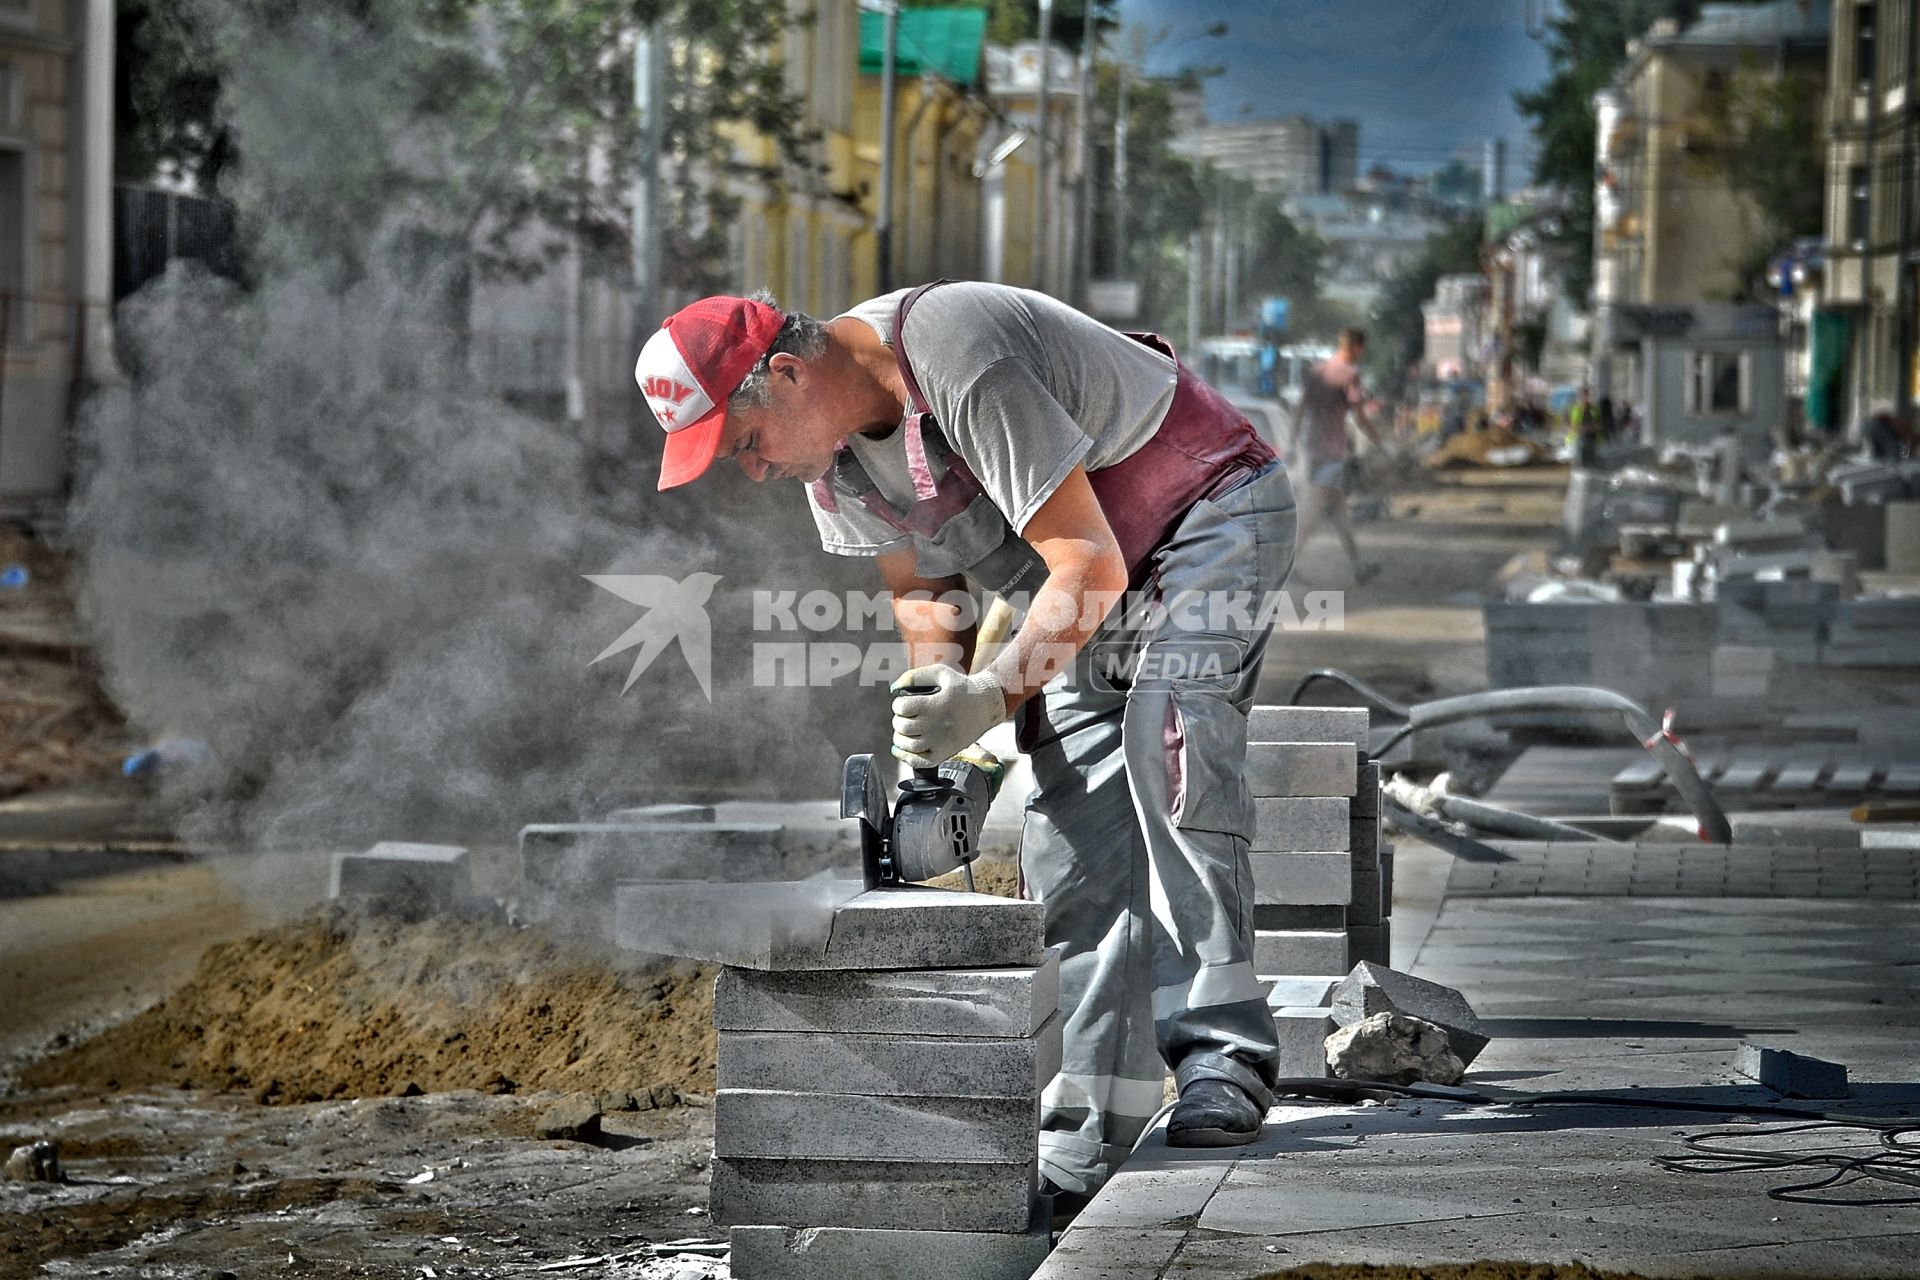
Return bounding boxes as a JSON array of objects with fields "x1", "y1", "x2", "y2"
[{"x1": 1116, "y1": 0, "x2": 1553, "y2": 178}]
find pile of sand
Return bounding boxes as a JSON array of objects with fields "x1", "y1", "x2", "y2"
[{"x1": 22, "y1": 903, "x2": 715, "y2": 1102}]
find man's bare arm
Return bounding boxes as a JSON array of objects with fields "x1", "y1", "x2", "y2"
[
  {"x1": 980, "y1": 464, "x2": 1129, "y2": 715},
  {"x1": 876, "y1": 550, "x2": 974, "y2": 672}
]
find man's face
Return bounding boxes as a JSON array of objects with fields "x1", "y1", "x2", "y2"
[
  {"x1": 1342, "y1": 338, "x2": 1366, "y2": 362},
  {"x1": 718, "y1": 355, "x2": 846, "y2": 484}
]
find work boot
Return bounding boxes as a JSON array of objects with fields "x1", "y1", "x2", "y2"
[
  {"x1": 1166, "y1": 1077, "x2": 1264, "y2": 1148},
  {"x1": 1039, "y1": 1178, "x2": 1096, "y2": 1227}
]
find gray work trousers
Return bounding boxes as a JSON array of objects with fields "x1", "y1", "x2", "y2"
[{"x1": 1019, "y1": 462, "x2": 1298, "y2": 1194}]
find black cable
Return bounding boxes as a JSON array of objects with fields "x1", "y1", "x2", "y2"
[
  {"x1": 1266, "y1": 1076, "x2": 1920, "y2": 1205},
  {"x1": 1286, "y1": 669, "x2": 1411, "y2": 723}
]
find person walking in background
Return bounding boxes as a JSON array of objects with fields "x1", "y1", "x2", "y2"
[{"x1": 1294, "y1": 327, "x2": 1383, "y2": 583}]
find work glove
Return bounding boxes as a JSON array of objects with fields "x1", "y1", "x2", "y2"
[
  {"x1": 949, "y1": 743, "x2": 1008, "y2": 803},
  {"x1": 890, "y1": 665, "x2": 1009, "y2": 768}
]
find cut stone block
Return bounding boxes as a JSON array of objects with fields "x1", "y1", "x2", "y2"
[
  {"x1": 1347, "y1": 923, "x2": 1391, "y2": 969},
  {"x1": 1248, "y1": 705, "x2": 1368, "y2": 753},
  {"x1": 1331, "y1": 961, "x2": 1486, "y2": 1067},
  {"x1": 329, "y1": 842, "x2": 470, "y2": 910},
  {"x1": 730, "y1": 1217, "x2": 1052, "y2": 1280},
  {"x1": 1253, "y1": 797, "x2": 1350, "y2": 852},
  {"x1": 717, "y1": 1014, "x2": 1062, "y2": 1099},
  {"x1": 713, "y1": 950, "x2": 1060, "y2": 1038},
  {"x1": 1272, "y1": 1006, "x2": 1333, "y2": 1079},
  {"x1": 522, "y1": 821, "x2": 850, "y2": 917},
  {"x1": 713, "y1": 1089, "x2": 1037, "y2": 1162},
  {"x1": 606, "y1": 802, "x2": 716, "y2": 823},
  {"x1": 1253, "y1": 929, "x2": 1349, "y2": 976},
  {"x1": 615, "y1": 882, "x2": 1044, "y2": 971},
  {"x1": 1249, "y1": 851, "x2": 1351, "y2": 905},
  {"x1": 1244, "y1": 742, "x2": 1357, "y2": 797},
  {"x1": 1251, "y1": 903, "x2": 1346, "y2": 931},
  {"x1": 1381, "y1": 844, "x2": 1396, "y2": 910},
  {"x1": 711, "y1": 1157, "x2": 1038, "y2": 1232},
  {"x1": 1350, "y1": 810, "x2": 1380, "y2": 861},
  {"x1": 1352, "y1": 763, "x2": 1380, "y2": 817},
  {"x1": 612, "y1": 874, "x2": 863, "y2": 966},
  {"x1": 1261, "y1": 975, "x2": 1336, "y2": 1008},
  {"x1": 1735, "y1": 1043, "x2": 1849, "y2": 1099}
]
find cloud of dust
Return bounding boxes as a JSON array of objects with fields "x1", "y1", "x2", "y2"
[{"x1": 70, "y1": 1, "x2": 887, "y2": 909}]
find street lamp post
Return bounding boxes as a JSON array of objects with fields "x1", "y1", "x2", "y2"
[{"x1": 1033, "y1": 0, "x2": 1055, "y2": 291}]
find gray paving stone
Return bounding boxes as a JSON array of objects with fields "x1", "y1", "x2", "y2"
[
  {"x1": 1350, "y1": 810, "x2": 1379, "y2": 861},
  {"x1": 1248, "y1": 705, "x2": 1369, "y2": 754},
  {"x1": 330, "y1": 842, "x2": 470, "y2": 910},
  {"x1": 1029, "y1": 1228, "x2": 1185, "y2": 1279},
  {"x1": 605, "y1": 802, "x2": 716, "y2": 823},
  {"x1": 1352, "y1": 763, "x2": 1380, "y2": 817},
  {"x1": 1735, "y1": 1042, "x2": 1850, "y2": 1098},
  {"x1": 1251, "y1": 851, "x2": 1352, "y2": 905},
  {"x1": 713, "y1": 1088, "x2": 1039, "y2": 1162},
  {"x1": 1273, "y1": 1006, "x2": 1333, "y2": 1079},
  {"x1": 1245, "y1": 742, "x2": 1358, "y2": 797},
  {"x1": 1254, "y1": 929, "x2": 1350, "y2": 976},
  {"x1": 1347, "y1": 923, "x2": 1391, "y2": 969},
  {"x1": 615, "y1": 882, "x2": 1045, "y2": 971},
  {"x1": 1254, "y1": 798, "x2": 1350, "y2": 851},
  {"x1": 1261, "y1": 975, "x2": 1337, "y2": 1008},
  {"x1": 710, "y1": 1157, "x2": 1037, "y2": 1231},
  {"x1": 730, "y1": 1218, "x2": 1052, "y2": 1280},
  {"x1": 717, "y1": 1014, "x2": 1062, "y2": 1098},
  {"x1": 1252, "y1": 903, "x2": 1347, "y2": 931},
  {"x1": 713, "y1": 950, "x2": 1061, "y2": 1037},
  {"x1": 522, "y1": 821, "x2": 853, "y2": 937},
  {"x1": 1349, "y1": 853, "x2": 1385, "y2": 925},
  {"x1": 1331, "y1": 961, "x2": 1487, "y2": 1066}
]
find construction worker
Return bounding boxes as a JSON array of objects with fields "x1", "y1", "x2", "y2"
[
  {"x1": 635, "y1": 282, "x2": 1296, "y2": 1207},
  {"x1": 1294, "y1": 327, "x2": 1383, "y2": 583}
]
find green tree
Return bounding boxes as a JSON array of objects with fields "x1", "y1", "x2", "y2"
[
  {"x1": 1367, "y1": 213, "x2": 1485, "y2": 397},
  {"x1": 1686, "y1": 60, "x2": 1826, "y2": 296},
  {"x1": 119, "y1": 0, "x2": 810, "y2": 292},
  {"x1": 1513, "y1": 0, "x2": 1705, "y2": 305}
]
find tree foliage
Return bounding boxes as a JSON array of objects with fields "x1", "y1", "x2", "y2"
[
  {"x1": 1366, "y1": 213, "x2": 1485, "y2": 397},
  {"x1": 1513, "y1": 0, "x2": 1705, "y2": 305},
  {"x1": 117, "y1": 0, "x2": 811, "y2": 292},
  {"x1": 1686, "y1": 59, "x2": 1826, "y2": 296}
]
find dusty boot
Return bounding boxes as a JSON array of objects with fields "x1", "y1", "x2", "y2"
[{"x1": 1165, "y1": 1078, "x2": 1263, "y2": 1148}]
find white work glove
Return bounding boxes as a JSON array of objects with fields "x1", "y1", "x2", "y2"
[{"x1": 890, "y1": 665, "x2": 1009, "y2": 767}]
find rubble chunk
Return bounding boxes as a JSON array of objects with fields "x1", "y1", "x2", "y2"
[
  {"x1": 1331, "y1": 960, "x2": 1488, "y2": 1068},
  {"x1": 4, "y1": 1140, "x2": 61, "y2": 1183},
  {"x1": 535, "y1": 1095, "x2": 603, "y2": 1141},
  {"x1": 1325, "y1": 1012, "x2": 1465, "y2": 1086}
]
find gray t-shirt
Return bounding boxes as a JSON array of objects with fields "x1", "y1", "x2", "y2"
[{"x1": 805, "y1": 283, "x2": 1177, "y2": 583}]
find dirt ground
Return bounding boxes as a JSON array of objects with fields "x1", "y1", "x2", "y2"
[{"x1": 0, "y1": 468, "x2": 1570, "y2": 1278}]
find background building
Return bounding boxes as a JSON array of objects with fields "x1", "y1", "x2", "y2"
[{"x1": 1174, "y1": 115, "x2": 1359, "y2": 198}]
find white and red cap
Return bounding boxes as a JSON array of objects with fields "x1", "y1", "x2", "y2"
[{"x1": 635, "y1": 295, "x2": 786, "y2": 489}]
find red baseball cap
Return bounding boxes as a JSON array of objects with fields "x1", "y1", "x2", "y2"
[{"x1": 635, "y1": 295, "x2": 786, "y2": 489}]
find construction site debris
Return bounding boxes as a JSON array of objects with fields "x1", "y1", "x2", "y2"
[
  {"x1": 328, "y1": 840, "x2": 473, "y2": 913},
  {"x1": 1331, "y1": 961, "x2": 1489, "y2": 1068},
  {"x1": 535, "y1": 1094, "x2": 605, "y2": 1141},
  {"x1": 1324, "y1": 1011, "x2": 1467, "y2": 1086},
  {"x1": 4, "y1": 1139, "x2": 62, "y2": 1183},
  {"x1": 1734, "y1": 1044, "x2": 1850, "y2": 1099}
]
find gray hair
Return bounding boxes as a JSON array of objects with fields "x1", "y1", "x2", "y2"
[{"x1": 728, "y1": 290, "x2": 831, "y2": 413}]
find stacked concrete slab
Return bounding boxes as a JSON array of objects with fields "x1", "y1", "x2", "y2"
[
  {"x1": 707, "y1": 888, "x2": 1058, "y2": 1278},
  {"x1": 519, "y1": 818, "x2": 854, "y2": 947},
  {"x1": 1245, "y1": 706, "x2": 1389, "y2": 1079}
]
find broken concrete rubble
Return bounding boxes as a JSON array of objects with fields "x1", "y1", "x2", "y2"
[
  {"x1": 4, "y1": 1140, "x2": 60, "y2": 1183},
  {"x1": 1331, "y1": 961, "x2": 1488, "y2": 1068},
  {"x1": 1325, "y1": 1011, "x2": 1466, "y2": 1086}
]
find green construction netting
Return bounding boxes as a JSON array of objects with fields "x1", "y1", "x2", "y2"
[
  {"x1": 1807, "y1": 308, "x2": 1851, "y2": 433},
  {"x1": 858, "y1": 7, "x2": 988, "y2": 88}
]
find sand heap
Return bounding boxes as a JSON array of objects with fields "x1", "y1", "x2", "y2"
[{"x1": 23, "y1": 902, "x2": 715, "y2": 1102}]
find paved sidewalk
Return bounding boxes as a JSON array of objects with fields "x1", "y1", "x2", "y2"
[{"x1": 1037, "y1": 851, "x2": 1920, "y2": 1279}]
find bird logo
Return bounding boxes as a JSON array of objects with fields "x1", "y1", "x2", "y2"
[{"x1": 585, "y1": 572, "x2": 722, "y2": 701}]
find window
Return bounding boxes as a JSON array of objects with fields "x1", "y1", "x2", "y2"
[
  {"x1": 1857, "y1": 1, "x2": 1878, "y2": 91},
  {"x1": 0, "y1": 148, "x2": 21, "y2": 344},
  {"x1": 1686, "y1": 350, "x2": 1750, "y2": 416},
  {"x1": 1849, "y1": 164, "x2": 1871, "y2": 244}
]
